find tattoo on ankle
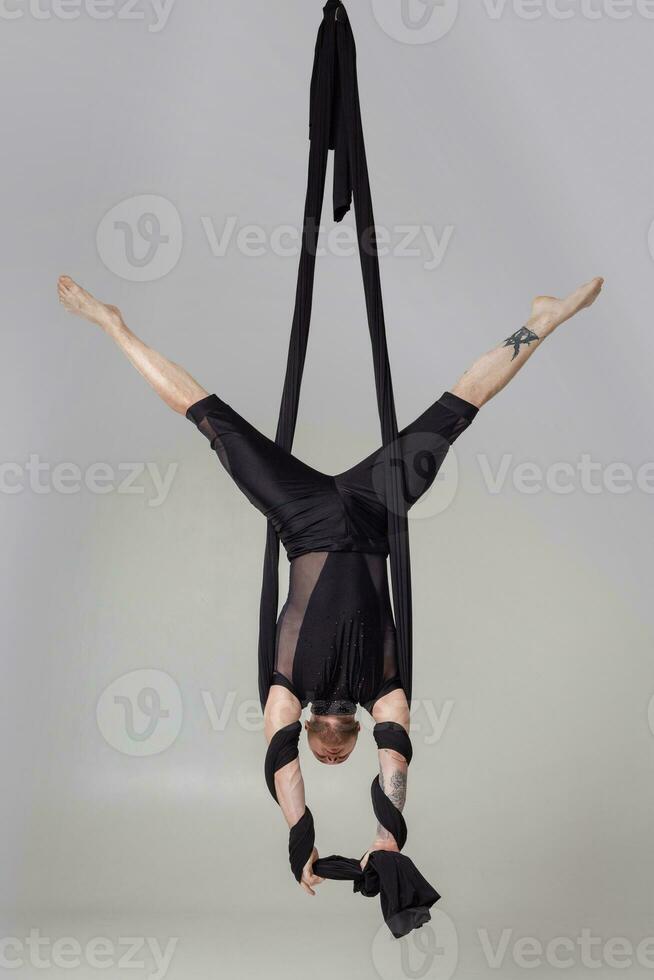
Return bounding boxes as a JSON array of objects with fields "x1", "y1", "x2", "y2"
[{"x1": 503, "y1": 326, "x2": 540, "y2": 361}]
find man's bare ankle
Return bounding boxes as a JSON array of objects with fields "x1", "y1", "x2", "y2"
[
  {"x1": 101, "y1": 306, "x2": 127, "y2": 338},
  {"x1": 527, "y1": 312, "x2": 557, "y2": 337}
]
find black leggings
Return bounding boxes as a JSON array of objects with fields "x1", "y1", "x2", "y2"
[{"x1": 187, "y1": 389, "x2": 478, "y2": 559}]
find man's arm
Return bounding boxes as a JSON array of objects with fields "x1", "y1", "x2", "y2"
[
  {"x1": 362, "y1": 689, "x2": 411, "y2": 866},
  {"x1": 263, "y1": 686, "x2": 325, "y2": 896}
]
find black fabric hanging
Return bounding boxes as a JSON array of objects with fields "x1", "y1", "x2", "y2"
[{"x1": 257, "y1": 0, "x2": 413, "y2": 710}]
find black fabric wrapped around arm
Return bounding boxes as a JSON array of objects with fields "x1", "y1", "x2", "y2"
[
  {"x1": 371, "y1": 775, "x2": 408, "y2": 851},
  {"x1": 289, "y1": 807, "x2": 316, "y2": 884},
  {"x1": 373, "y1": 720, "x2": 414, "y2": 765},
  {"x1": 265, "y1": 721, "x2": 316, "y2": 881},
  {"x1": 264, "y1": 722, "x2": 302, "y2": 803}
]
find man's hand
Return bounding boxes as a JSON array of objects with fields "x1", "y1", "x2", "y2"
[
  {"x1": 360, "y1": 837, "x2": 400, "y2": 871},
  {"x1": 300, "y1": 848, "x2": 326, "y2": 896}
]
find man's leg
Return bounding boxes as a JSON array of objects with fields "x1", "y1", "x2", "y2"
[
  {"x1": 57, "y1": 275, "x2": 207, "y2": 414},
  {"x1": 451, "y1": 277, "x2": 604, "y2": 409},
  {"x1": 57, "y1": 275, "x2": 333, "y2": 521}
]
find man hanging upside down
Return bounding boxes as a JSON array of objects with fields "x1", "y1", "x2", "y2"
[{"x1": 57, "y1": 272, "x2": 604, "y2": 897}]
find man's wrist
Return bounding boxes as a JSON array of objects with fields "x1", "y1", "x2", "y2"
[{"x1": 370, "y1": 837, "x2": 399, "y2": 852}]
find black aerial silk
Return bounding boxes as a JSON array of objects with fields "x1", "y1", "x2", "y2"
[
  {"x1": 187, "y1": 0, "x2": 477, "y2": 938},
  {"x1": 256, "y1": 1, "x2": 447, "y2": 937},
  {"x1": 265, "y1": 721, "x2": 441, "y2": 939},
  {"x1": 187, "y1": 0, "x2": 476, "y2": 709},
  {"x1": 258, "y1": 0, "x2": 413, "y2": 711}
]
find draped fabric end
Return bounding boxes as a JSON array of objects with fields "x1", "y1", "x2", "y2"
[
  {"x1": 315, "y1": 851, "x2": 440, "y2": 940},
  {"x1": 257, "y1": 0, "x2": 413, "y2": 713}
]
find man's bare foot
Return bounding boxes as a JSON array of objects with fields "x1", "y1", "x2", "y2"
[
  {"x1": 57, "y1": 276, "x2": 124, "y2": 334},
  {"x1": 530, "y1": 277, "x2": 604, "y2": 331}
]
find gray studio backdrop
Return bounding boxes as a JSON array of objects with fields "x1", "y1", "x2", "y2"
[{"x1": 2, "y1": 1, "x2": 653, "y2": 978}]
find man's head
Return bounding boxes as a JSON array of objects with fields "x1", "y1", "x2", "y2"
[{"x1": 305, "y1": 713, "x2": 360, "y2": 764}]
